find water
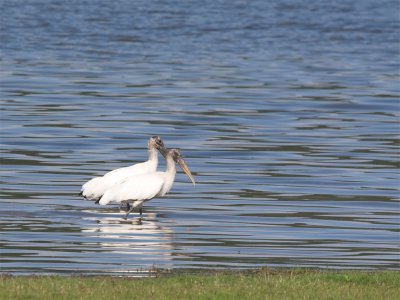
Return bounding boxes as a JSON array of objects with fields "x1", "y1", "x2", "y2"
[{"x1": 0, "y1": 0, "x2": 399, "y2": 275}]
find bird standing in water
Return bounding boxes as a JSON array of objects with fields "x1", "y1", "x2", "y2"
[
  {"x1": 80, "y1": 136, "x2": 165, "y2": 202},
  {"x1": 98, "y1": 148, "x2": 195, "y2": 219}
]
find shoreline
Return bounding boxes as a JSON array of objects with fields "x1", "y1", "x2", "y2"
[{"x1": 1, "y1": 269, "x2": 399, "y2": 300}]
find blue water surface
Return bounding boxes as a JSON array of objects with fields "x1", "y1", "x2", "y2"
[{"x1": 0, "y1": 0, "x2": 399, "y2": 275}]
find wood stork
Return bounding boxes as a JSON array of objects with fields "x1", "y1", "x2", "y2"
[
  {"x1": 80, "y1": 136, "x2": 165, "y2": 201},
  {"x1": 97, "y1": 148, "x2": 195, "y2": 219}
]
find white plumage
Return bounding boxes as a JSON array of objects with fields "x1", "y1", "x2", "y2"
[
  {"x1": 98, "y1": 148, "x2": 195, "y2": 219},
  {"x1": 80, "y1": 136, "x2": 164, "y2": 201}
]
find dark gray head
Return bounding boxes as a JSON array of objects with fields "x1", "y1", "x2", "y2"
[
  {"x1": 169, "y1": 148, "x2": 182, "y2": 161},
  {"x1": 149, "y1": 136, "x2": 165, "y2": 151},
  {"x1": 167, "y1": 148, "x2": 195, "y2": 186}
]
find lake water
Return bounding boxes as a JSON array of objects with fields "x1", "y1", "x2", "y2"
[{"x1": 0, "y1": 0, "x2": 399, "y2": 275}]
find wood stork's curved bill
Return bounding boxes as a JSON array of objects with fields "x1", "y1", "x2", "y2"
[
  {"x1": 159, "y1": 146, "x2": 169, "y2": 158},
  {"x1": 176, "y1": 157, "x2": 195, "y2": 186}
]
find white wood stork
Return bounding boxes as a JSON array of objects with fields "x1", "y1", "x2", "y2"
[
  {"x1": 80, "y1": 136, "x2": 165, "y2": 201},
  {"x1": 97, "y1": 148, "x2": 195, "y2": 219}
]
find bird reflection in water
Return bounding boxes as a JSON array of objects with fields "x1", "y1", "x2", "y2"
[{"x1": 82, "y1": 212, "x2": 174, "y2": 269}]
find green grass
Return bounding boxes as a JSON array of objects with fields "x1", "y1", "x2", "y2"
[{"x1": 1, "y1": 269, "x2": 399, "y2": 300}]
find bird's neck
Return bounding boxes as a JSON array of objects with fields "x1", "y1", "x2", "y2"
[
  {"x1": 157, "y1": 155, "x2": 176, "y2": 196},
  {"x1": 148, "y1": 146, "x2": 158, "y2": 162},
  {"x1": 165, "y1": 155, "x2": 176, "y2": 175}
]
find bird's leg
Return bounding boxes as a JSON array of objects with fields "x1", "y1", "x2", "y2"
[
  {"x1": 139, "y1": 207, "x2": 143, "y2": 217},
  {"x1": 124, "y1": 205, "x2": 135, "y2": 220},
  {"x1": 124, "y1": 201, "x2": 144, "y2": 220}
]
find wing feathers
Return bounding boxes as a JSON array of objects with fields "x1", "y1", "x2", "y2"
[
  {"x1": 99, "y1": 174, "x2": 164, "y2": 205},
  {"x1": 80, "y1": 160, "x2": 157, "y2": 200}
]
